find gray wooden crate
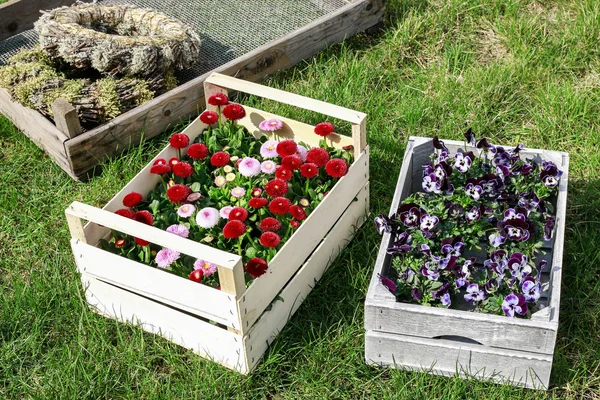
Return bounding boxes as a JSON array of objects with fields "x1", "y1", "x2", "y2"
[{"x1": 364, "y1": 136, "x2": 569, "y2": 389}]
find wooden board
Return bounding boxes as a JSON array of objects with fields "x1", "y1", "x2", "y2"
[
  {"x1": 365, "y1": 331, "x2": 553, "y2": 390},
  {"x1": 364, "y1": 136, "x2": 569, "y2": 389},
  {"x1": 59, "y1": 0, "x2": 384, "y2": 177},
  {"x1": 0, "y1": 0, "x2": 77, "y2": 40}
]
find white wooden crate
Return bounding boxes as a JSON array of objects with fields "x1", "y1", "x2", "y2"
[
  {"x1": 65, "y1": 73, "x2": 370, "y2": 374},
  {"x1": 364, "y1": 136, "x2": 569, "y2": 389}
]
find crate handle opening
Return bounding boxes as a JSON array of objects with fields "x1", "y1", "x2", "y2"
[{"x1": 432, "y1": 335, "x2": 484, "y2": 346}]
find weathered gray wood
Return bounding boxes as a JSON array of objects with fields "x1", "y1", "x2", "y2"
[
  {"x1": 365, "y1": 331, "x2": 553, "y2": 389},
  {"x1": 0, "y1": 0, "x2": 78, "y2": 40},
  {"x1": 0, "y1": 87, "x2": 73, "y2": 176},
  {"x1": 51, "y1": 98, "x2": 82, "y2": 139},
  {"x1": 63, "y1": 0, "x2": 385, "y2": 178}
]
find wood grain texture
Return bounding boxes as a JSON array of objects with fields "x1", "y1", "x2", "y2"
[
  {"x1": 51, "y1": 98, "x2": 82, "y2": 138},
  {"x1": 365, "y1": 331, "x2": 552, "y2": 389},
  {"x1": 0, "y1": 87, "x2": 72, "y2": 175},
  {"x1": 63, "y1": 0, "x2": 384, "y2": 177},
  {"x1": 245, "y1": 182, "x2": 369, "y2": 370},
  {"x1": 0, "y1": 0, "x2": 77, "y2": 40},
  {"x1": 72, "y1": 239, "x2": 240, "y2": 329},
  {"x1": 80, "y1": 274, "x2": 248, "y2": 373}
]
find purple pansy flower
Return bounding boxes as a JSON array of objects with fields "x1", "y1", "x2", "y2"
[
  {"x1": 398, "y1": 203, "x2": 422, "y2": 228},
  {"x1": 488, "y1": 232, "x2": 506, "y2": 247},
  {"x1": 465, "y1": 206, "x2": 480, "y2": 222},
  {"x1": 422, "y1": 173, "x2": 442, "y2": 194},
  {"x1": 411, "y1": 287, "x2": 423, "y2": 300},
  {"x1": 484, "y1": 278, "x2": 499, "y2": 294},
  {"x1": 463, "y1": 127, "x2": 476, "y2": 146},
  {"x1": 465, "y1": 182, "x2": 483, "y2": 201},
  {"x1": 464, "y1": 284, "x2": 486, "y2": 302},
  {"x1": 433, "y1": 136, "x2": 448, "y2": 152},
  {"x1": 502, "y1": 293, "x2": 529, "y2": 317},
  {"x1": 507, "y1": 252, "x2": 532, "y2": 280},
  {"x1": 454, "y1": 152, "x2": 472, "y2": 173},
  {"x1": 387, "y1": 232, "x2": 413, "y2": 254},
  {"x1": 441, "y1": 292, "x2": 452, "y2": 306},
  {"x1": 447, "y1": 203, "x2": 465, "y2": 219},
  {"x1": 378, "y1": 273, "x2": 397, "y2": 292},
  {"x1": 476, "y1": 137, "x2": 496, "y2": 153},
  {"x1": 374, "y1": 214, "x2": 395, "y2": 235},
  {"x1": 540, "y1": 161, "x2": 563, "y2": 187},
  {"x1": 420, "y1": 214, "x2": 439, "y2": 232},
  {"x1": 442, "y1": 239, "x2": 464, "y2": 258},
  {"x1": 521, "y1": 280, "x2": 541, "y2": 302}
]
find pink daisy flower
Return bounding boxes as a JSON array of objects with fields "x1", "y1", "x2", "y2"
[
  {"x1": 155, "y1": 248, "x2": 180, "y2": 268},
  {"x1": 193, "y1": 259, "x2": 218, "y2": 276},
  {"x1": 220, "y1": 206, "x2": 234, "y2": 219},
  {"x1": 177, "y1": 204, "x2": 196, "y2": 218},
  {"x1": 259, "y1": 118, "x2": 283, "y2": 132},
  {"x1": 166, "y1": 224, "x2": 189, "y2": 238},
  {"x1": 231, "y1": 187, "x2": 246, "y2": 198},
  {"x1": 261, "y1": 160, "x2": 277, "y2": 174},
  {"x1": 196, "y1": 207, "x2": 220, "y2": 229},
  {"x1": 214, "y1": 175, "x2": 227, "y2": 187},
  {"x1": 260, "y1": 140, "x2": 279, "y2": 159},
  {"x1": 187, "y1": 192, "x2": 202, "y2": 202},
  {"x1": 238, "y1": 157, "x2": 261, "y2": 177},
  {"x1": 296, "y1": 145, "x2": 308, "y2": 162}
]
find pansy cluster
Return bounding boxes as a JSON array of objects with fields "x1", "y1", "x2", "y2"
[
  {"x1": 102, "y1": 94, "x2": 353, "y2": 288},
  {"x1": 375, "y1": 130, "x2": 562, "y2": 318}
]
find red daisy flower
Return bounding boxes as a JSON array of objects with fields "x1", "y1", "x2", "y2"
[
  {"x1": 342, "y1": 144, "x2": 354, "y2": 151},
  {"x1": 269, "y1": 197, "x2": 291, "y2": 215},
  {"x1": 115, "y1": 208, "x2": 135, "y2": 219},
  {"x1": 265, "y1": 179, "x2": 289, "y2": 197},
  {"x1": 325, "y1": 158, "x2": 349, "y2": 178},
  {"x1": 245, "y1": 257, "x2": 268, "y2": 278},
  {"x1": 260, "y1": 231, "x2": 281, "y2": 248},
  {"x1": 189, "y1": 269, "x2": 204, "y2": 283},
  {"x1": 275, "y1": 166, "x2": 293, "y2": 181},
  {"x1": 223, "y1": 220, "x2": 246, "y2": 239},
  {"x1": 276, "y1": 140, "x2": 298, "y2": 157},
  {"x1": 133, "y1": 210, "x2": 153, "y2": 225},
  {"x1": 306, "y1": 148, "x2": 330, "y2": 167},
  {"x1": 200, "y1": 110, "x2": 219, "y2": 125},
  {"x1": 248, "y1": 197, "x2": 268, "y2": 208},
  {"x1": 168, "y1": 157, "x2": 180, "y2": 168},
  {"x1": 289, "y1": 205, "x2": 307, "y2": 221},
  {"x1": 166, "y1": 184, "x2": 191, "y2": 203},
  {"x1": 222, "y1": 103, "x2": 246, "y2": 121},
  {"x1": 290, "y1": 220, "x2": 301, "y2": 229},
  {"x1": 114, "y1": 238, "x2": 126, "y2": 247},
  {"x1": 251, "y1": 188, "x2": 263, "y2": 197},
  {"x1": 314, "y1": 122, "x2": 334, "y2": 137},
  {"x1": 187, "y1": 143, "x2": 209, "y2": 160},
  {"x1": 210, "y1": 151, "x2": 230, "y2": 167},
  {"x1": 135, "y1": 238, "x2": 150, "y2": 246},
  {"x1": 281, "y1": 155, "x2": 302, "y2": 170},
  {"x1": 169, "y1": 133, "x2": 189, "y2": 149},
  {"x1": 300, "y1": 162, "x2": 319, "y2": 178},
  {"x1": 173, "y1": 162, "x2": 194, "y2": 178},
  {"x1": 207, "y1": 93, "x2": 229, "y2": 106},
  {"x1": 229, "y1": 207, "x2": 249, "y2": 222},
  {"x1": 153, "y1": 158, "x2": 167, "y2": 166},
  {"x1": 122, "y1": 192, "x2": 143, "y2": 207},
  {"x1": 150, "y1": 164, "x2": 171, "y2": 175},
  {"x1": 259, "y1": 217, "x2": 282, "y2": 232}
]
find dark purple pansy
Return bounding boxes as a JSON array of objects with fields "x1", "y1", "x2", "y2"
[
  {"x1": 521, "y1": 280, "x2": 541, "y2": 302},
  {"x1": 421, "y1": 261, "x2": 440, "y2": 281},
  {"x1": 442, "y1": 241, "x2": 464, "y2": 258},
  {"x1": 465, "y1": 206, "x2": 480, "y2": 222},
  {"x1": 496, "y1": 164, "x2": 510, "y2": 180},
  {"x1": 540, "y1": 161, "x2": 563, "y2": 187},
  {"x1": 476, "y1": 137, "x2": 496, "y2": 153},
  {"x1": 387, "y1": 232, "x2": 413, "y2": 254},
  {"x1": 518, "y1": 190, "x2": 540, "y2": 212},
  {"x1": 454, "y1": 152, "x2": 472, "y2": 173},
  {"x1": 398, "y1": 203, "x2": 422, "y2": 228},
  {"x1": 374, "y1": 214, "x2": 395, "y2": 235},
  {"x1": 422, "y1": 162, "x2": 434, "y2": 177},
  {"x1": 464, "y1": 182, "x2": 483, "y2": 201},
  {"x1": 439, "y1": 255, "x2": 457, "y2": 271},
  {"x1": 432, "y1": 280, "x2": 451, "y2": 299},
  {"x1": 510, "y1": 143, "x2": 525, "y2": 156},
  {"x1": 419, "y1": 243, "x2": 431, "y2": 256},
  {"x1": 512, "y1": 162, "x2": 533, "y2": 176},
  {"x1": 502, "y1": 292, "x2": 529, "y2": 317},
  {"x1": 488, "y1": 232, "x2": 506, "y2": 247},
  {"x1": 420, "y1": 214, "x2": 439, "y2": 232},
  {"x1": 484, "y1": 278, "x2": 499, "y2": 294},
  {"x1": 463, "y1": 127, "x2": 476, "y2": 146},
  {"x1": 441, "y1": 292, "x2": 451, "y2": 306},
  {"x1": 378, "y1": 273, "x2": 397, "y2": 293},
  {"x1": 432, "y1": 136, "x2": 448, "y2": 151},
  {"x1": 411, "y1": 287, "x2": 423, "y2": 300},
  {"x1": 464, "y1": 283, "x2": 486, "y2": 302},
  {"x1": 422, "y1": 173, "x2": 442, "y2": 194},
  {"x1": 507, "y1": 252, "x2": 532, "y2": 280},
  {"x1": 447, "y1": 203, "x2": 465, "y2": 219},
  {"x1": 501, "y1": 217, "x2": 531, "y2": 242}
]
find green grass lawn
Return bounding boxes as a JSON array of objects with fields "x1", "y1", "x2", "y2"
[{"x1": 2, "y1": 0, "x2": 600, "y2": 398}]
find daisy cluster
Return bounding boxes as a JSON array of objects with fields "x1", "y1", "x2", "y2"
[
  {"x1": 103, "y1": 94, "x2": 353, "y2": 287},
  {"x1": 375, "y1": 130, "x2": 562, "y2": 318}
]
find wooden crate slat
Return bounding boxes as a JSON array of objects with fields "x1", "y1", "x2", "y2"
[
  {"x1": 60, "y1": 0, "x2": 384, "y2": 177},
  {"x1": 72, "y1": 239, "x2": 240, "y2": 328},
  {"x1": 81, "y1": 274, "x2": 248, "y2": 373},
  {"x1": 239, "y1": 147, "x2": 369, "y2": 331},
  {"x1": 244, "y1": 181, "x2": 369, "y2": 370},
  {"x1": 365, "y1": 331, "x2": 552, "y2": 390}
]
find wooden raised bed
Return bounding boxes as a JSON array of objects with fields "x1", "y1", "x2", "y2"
[
  {"x1": 0, "y1": 0, "x2": 384, "y2": 179},
  {"x1": 364, "y1": 136, "x2": 569, "y2": 389},
  {"x1": 65, "y1": 73, "x2": 370, "y2": 373}
]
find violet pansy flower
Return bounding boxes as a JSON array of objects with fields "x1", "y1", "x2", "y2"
[
  {"x1": 420, "y1": 214, "x2": 439, "y2": 232},
  {"x1": 502, "y1": 293, "x2": 529, "y2": 317},
  {"x1": 464, "y1": 183, "x2": 483, "y2": 201},
  {"x1": 521, "y1": 280, "x2": 541, "y2": 302},
  {"x1": 464, "y1": 284, "x2": 486, "y2": 302},
  {"x1": 378, "y1": 273, "x2": 397, "y2": 292},
  {"x1": 422, "y1": 173, "x2": 442, "y2": 194},
  {"x1": 454, "y1": 153, "x2": 472, "y2": 173},
  {"x1": 465, "y1": 206, "x2": 480, "y2": 222}
]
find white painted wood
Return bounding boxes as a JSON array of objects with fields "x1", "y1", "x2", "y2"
[
  {"x1": 72, "y1": 239, "x2": 240, "y2": 328},
  {"x1": 205, "y1": 73, "x2": 367, "y2": 125},
  {"x1": 244, "y1": 182, "x2": 369, "y2": 370},
  {"x1": 80, "y1": 274, "x2": 248, "y2": 373},
  {"x1": 365, "y1": 331, "x2": 552, "y2": 390},
  {"x1": 237, "y1": 106, "x2": 353, "y2": 149},
  {"x1": 239, "y1": 148, "x2": 369, "y2": 331},
  {"x1": 67, "y1": 201, "x2": 241, "y2": 270}
]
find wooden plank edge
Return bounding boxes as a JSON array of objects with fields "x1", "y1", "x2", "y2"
[{"x1": 243, "y1": 181, "x2": 370, "y2": 371}]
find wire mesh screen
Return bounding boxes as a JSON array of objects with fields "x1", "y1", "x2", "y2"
[{"x1": 0, "y1": 0, "x2": 350, "y2": 83}]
